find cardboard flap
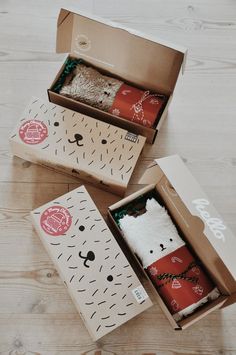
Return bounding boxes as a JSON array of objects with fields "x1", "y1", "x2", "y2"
[
  {"x1": 56, "y1": 9, "x2": 74, "y2": 53},
  {"x1": 139, "y1": 161, "x2": 163, "y2": 184},
  {"x1": 56, "y1": 8, "x2": 187, "y2": 94},
  {"x1": 143, "y1": 155, "x2": 236, "y2": 287}
]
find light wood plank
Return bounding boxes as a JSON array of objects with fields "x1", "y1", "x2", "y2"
[{"x1": 0, "y1": 0, "x2": 236, "y2": 354}]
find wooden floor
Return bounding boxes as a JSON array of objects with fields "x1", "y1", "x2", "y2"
[{"x1": 1, "y1": 0, "x2": 236, "y2": 354}]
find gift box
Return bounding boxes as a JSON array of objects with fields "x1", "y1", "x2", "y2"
[
  {"x1": 30, "y1": 185, "x2": 153, "y2": 340},
  {"x1": 48, "y1": 8, "x2": 187, "y2": 144},
  {"x1": 9, "y1": 97, "x2": 146, "y2": 196},
  {"x1": 108, "y1": 155, "x2": 236, "y2": 329}
]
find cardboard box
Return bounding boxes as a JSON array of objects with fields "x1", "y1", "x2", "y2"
[
  {"x1": 30, "y1": 185, "x2": 153, "y2": 340},
  {"x1": 48, "y1": 8, "x2": 187, "y2": 144},
  {"x1": 108, "y1": 155, "x2": 236, "y2": 329},
  {"x1": 9, "y1": 97, "x2": 146, "y2": 196}
]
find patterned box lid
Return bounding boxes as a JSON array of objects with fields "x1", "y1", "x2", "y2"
[
  {"x1": 9, "y1": 97, "x2": 146, "y2": 196},
  {"x1": 30, "y1": 185, "x2": 152, "y2": 340}
]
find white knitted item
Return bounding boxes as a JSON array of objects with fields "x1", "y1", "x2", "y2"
[
  {"x1": 119, "y1": 198, "x2": 185, "y2": 268},
  {"x1": 60, "y1": 64, "x2": 123, "y2": 111},
  {"x1": 119, "y1": 198, "x2": 220, "y2": 321}
]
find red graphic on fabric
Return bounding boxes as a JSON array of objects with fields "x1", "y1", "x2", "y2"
[
  {"x1": 109, "y1": 83, "x2": 166, "y2": 128},
  {"x1": 40, "y1": 205, "x2": 72, "y2": 236},
  {"x1": 172, "y1": 279, "x2": 182, "y2": 289},
  {"x1": 171, "y1": 299, "x2": 179, "y2": 312},
  {"x1": 192, "y1": 266, "x2": 201, "y2": 275},
  {"x1": 146, "y1": 245, "x2": 215, "y2": 315},
  {"x1": 19, "y1": 120, "x2": 48, "y2": 145},
  {"x1": 192, "y1": 284, "x2": 204, "y2": 296},
  {"x1": 171, "y1": 256, "x2": 183, "y2": 263},
  {"x1": 149, "y1": 266, "x2": 158, "y2": 276}
]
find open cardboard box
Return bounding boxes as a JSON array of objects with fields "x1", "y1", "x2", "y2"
[
  {"x1": 48, "y1": 8, "x2": 187, "y2": 144},
  {"x1": 108, "y1": 155, "x2": 236, "y2": 329},
  {"x1": 30, "y1": 185, "x2": 153, "y2": 340}
]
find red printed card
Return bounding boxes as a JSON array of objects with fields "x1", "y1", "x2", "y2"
[
  {"x1": 146, "y1": 245, "x2": 215, "y2": 315},
  {"x1": 109, "y1": 83, "x2": 166, "y2": 128}
]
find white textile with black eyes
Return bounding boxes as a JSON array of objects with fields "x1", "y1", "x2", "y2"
[
  {"x1": 119, "y1": 198, "x2": 185, "y2": 269},
  {"x1": 60, "y1": 64, "x2": 123, "y2": 111},
  {"x1": 119, "y1": 198, "x2": 220, "y2": 321}
]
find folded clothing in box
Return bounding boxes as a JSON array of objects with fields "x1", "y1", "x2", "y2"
[
  {"x1": 109, "y1": 155, "x2": 236, "y2": 329},
  {"x1": 9, "y1": 97, "x2": 146, "y2": 196},
  {"x1": 52, "y1": 57, "x2": 167, "y2": 128},
  {"x1": 49, "y1": 9, "x2": 187, "y2": 144},
  {"x1": 30, "y1": 185, "x2": 152, "y2": 340},
  {"x1": 118, "y1": 197, "x2": 219, "y2": 321}
]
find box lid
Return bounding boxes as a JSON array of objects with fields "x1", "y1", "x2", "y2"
[
  {"x1": 139, "y1": 155, "x2": 236, "y2": 294},
  {"x1": 56, "y1": 8, "x2": 187, "y2": 95},
  {"x1": 30, "y1": 185, "x2": 152, "y2": 340},
  {"x1": 9, "y1": 97, "x2": 146, "y2": 196}
]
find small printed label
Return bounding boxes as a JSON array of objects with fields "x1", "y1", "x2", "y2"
[
  {"x1": 125, "y1": 132, "x2": 138, "y2": 143},
  {"x1": 75, "y1": 34, "x2": 91, "y2": 52},
  {"x1": 40, "y1": 205, "x2": 72, "y2": 236},
  {"x1": 132, "y1": 285, "x2": 149, "y2": 304},
  {"x1": 19, "y1": 119, "x2": 48, "y2": 145}
]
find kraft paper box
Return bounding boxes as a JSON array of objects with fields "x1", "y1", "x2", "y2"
[
  {"x1": 30, "y1": 185, "x2": 152, "y2": 340},
  {"x1": 108, "y1": 155, "x2": 236, "y2": 330},
  {"x1": 9, "y1": 97, "x2": 146, "y2": 196},
  {"x1": 48, "y1": 8, "x2": 187, "y2": 144}
]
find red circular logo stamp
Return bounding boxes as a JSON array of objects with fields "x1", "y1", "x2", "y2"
[
  {"x1": 40, "y1": 205, "x2": 72, "y2": 236},
  {"x1": 19, "y1": 120, "x2": 48, "y2": 145}
]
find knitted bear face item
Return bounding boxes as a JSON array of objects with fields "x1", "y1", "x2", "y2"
[
  {"x1": 59, "y1": 62, "x2": 167, "y2": 128},
  {"x1": 119, "y1": 198, "x2": 185, "y2": 268},
  {"x1": 119, "y1": 198, "x2": 219, "y2": 321},
  {"x1": 60, "y1": 64, "x2": 123, "y2": 112}
]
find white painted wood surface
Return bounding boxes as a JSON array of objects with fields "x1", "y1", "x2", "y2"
[{"x1": 0, "y1": 0, "x2": 236, "y2": 354}]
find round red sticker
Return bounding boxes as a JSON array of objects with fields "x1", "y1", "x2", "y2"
[
  {"x1": 40, "y1": 205, "x2": 72, "y2": 236},
  {"x1": 19, "y1": 119, "x2": 48, "y2": 145}
]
